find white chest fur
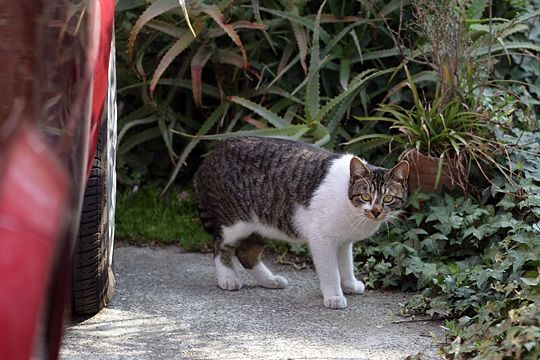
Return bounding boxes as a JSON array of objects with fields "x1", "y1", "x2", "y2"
[{"x1": 293, "y1": 154, "x2": 381, "y2": 243}]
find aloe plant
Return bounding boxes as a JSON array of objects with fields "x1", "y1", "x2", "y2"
[
  {"x1": 128, "y1": 0, "x2": 266, "y2": 107},
  {"x1": 115, "y1": 0, "x2": 433, "y2": 186},
  {"x1": 178, "y1": 2, "x2": 393, "y2": 146},
  {"x1": 152, "y1": 0, "x2": 401, "y2": 191}
]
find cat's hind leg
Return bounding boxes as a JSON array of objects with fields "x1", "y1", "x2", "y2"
[
  {"x1": 236, "y1": 234, "x2": 288, "y2": 289},
  {"x1": 214, "y1": 233, "x2": 242, "y2": 290},
  {"x1": 215, "y1": 223, "x2": 251, "y2": 291}
]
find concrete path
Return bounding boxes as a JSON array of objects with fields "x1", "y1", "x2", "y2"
[{"x1": 61, "y1": 245, "x2": 445, "y2": 359}]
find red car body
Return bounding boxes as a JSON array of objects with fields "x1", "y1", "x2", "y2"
[{"x1": 0, "y1": 1, "x2": 115, "y2": 359}]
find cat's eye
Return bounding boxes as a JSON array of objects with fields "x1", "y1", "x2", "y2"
[
  {"x1": 383, "y1": 195, "x2": 395, "y2": 203},
  {"x1": 360, "y1": 194, "x2": 372, "y2": 202}
]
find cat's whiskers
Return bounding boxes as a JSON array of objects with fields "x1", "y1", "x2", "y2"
[
  {"x1": 350, "y1": 215, "x2": 368, "y2": 235},
  {"x1": 357, "y1": 217, "x2": 369, "y2": 233},
  {"x1": 348, "y1": 215, "x2": 362, "y2": 233},
  {"x1": 383, "y1": 219, "x2": 391, "y2": 235},
  {"x1": 385, "y1": 216, "x2": 399, "y2": 229},
  {"x1": 388, "y1": 212, "x2": 408, "y2": 227},
  {"x1": 345, "y1": 210, "x2": 363, "y2": 232},
  {"x1": 386, "y1": 213, "x2": 409, "y2": 230}
]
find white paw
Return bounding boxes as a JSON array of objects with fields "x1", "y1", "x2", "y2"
[
  {"x1": 215, "y1": 255, "x2": 242, "y2": 291},
  {"x1": 260, "y1": 275, "x2": 288, "y2": 289},
  {"x1": 342, "y1": 280, "x2": 365, "y2": 295},
  {"x1": 218, "y1": 277, "x2": 242, "y2": 291},
  {"x1": 324, "y1": 295, "x2": 347, "y2": 309}
]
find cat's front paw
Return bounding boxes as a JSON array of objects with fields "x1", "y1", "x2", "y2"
[
  {"x1": 324, "y1": 295, "x2": 347, "y2": 309},
  {"x1": 260, "y1": 275, "x2": 288, "y2": 289},
  {"x1": 218, "y1": 276, "x2": 242, "y2": 291},
  {"x1": 342, "y1": 280, "x2": 365, "y2": 295}
]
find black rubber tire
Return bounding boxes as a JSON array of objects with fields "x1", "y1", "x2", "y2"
[{"x1": 72, "y1": 122, "x2": 115, "y2": 316}]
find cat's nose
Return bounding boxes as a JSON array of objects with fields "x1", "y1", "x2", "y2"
[{"x1": 371, "y1": 208, "x2": 381, "y2": 218}]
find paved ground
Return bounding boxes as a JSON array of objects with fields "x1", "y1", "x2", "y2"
[{"x1": 61, "y1": 245, "x2": 445, "y2": 360}]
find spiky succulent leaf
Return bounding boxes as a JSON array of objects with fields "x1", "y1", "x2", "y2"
[
  {"x1": 305, "y1": 1, "x2": 326, "y2": 122},
  {"x1": 150, "y1": 29, "x2": 196, "y2": 94},
  {"x1": 128, "y1": 0, "x2": 180, "y2": 58},
  {"x1": 228, "y1": 96, "x2": 288, "y2": 128}
]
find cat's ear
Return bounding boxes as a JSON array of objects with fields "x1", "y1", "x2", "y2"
[
  {"x1": 350, "y1": 157, "x2": 370, "y2": 180},
  {"x1": 387, "y1": 160, "x2": 410, "y2": 182}
]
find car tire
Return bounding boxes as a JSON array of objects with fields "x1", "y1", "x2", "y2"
[
  {"x1": 72, "y1": 121, "x2": 115, "y2": 316},
  {"x1": 72, "y1": 39, "x2": 117, "y2": 317}
]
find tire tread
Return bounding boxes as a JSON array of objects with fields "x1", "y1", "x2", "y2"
[{"x1": 72, "y1": 121, "x2": 115, "y2": 317}]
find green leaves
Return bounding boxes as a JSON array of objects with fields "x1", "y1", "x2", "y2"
[
  {"x1": 472, "y1": 41, "x2": 540, "y2": 57},
  {"x1": 119, "y1": 0, "x2": 405, "y2": 187},
  {"x1": 316, "y1": 68, "x2": 393, "y2": 124},
  {"x1": 172, "y1": 124, "x2": 310, "y2": 140},
  {"x1": 258, "y1": 7, "x2": 332, "y2": 43},
  {"x1": 466, "y1": 0, "x2": 488, "y2": 19},
  {"x1": 228, "y1": 96, "x2": 288, "y2": 128},
  {"x1": 358, "y1": 169, "x2": 540, "y2": 358},
  {"x1": 304, "y1": 1, "x2": 325, "y2": 122},
  {"x1": 163, "y1": 104, "x2": 229, "y2": 193}
]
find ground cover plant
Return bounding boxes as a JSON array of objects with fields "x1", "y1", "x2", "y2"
[
  {"x1": 355, "y1": 2, "x2": 540, "y2": 357},
  {"x1": 360, "y1": 175, "x2": 540, "y2": 358},
  {"x1": 115, "y1": 0, "x2": 540, "y2": 358}
]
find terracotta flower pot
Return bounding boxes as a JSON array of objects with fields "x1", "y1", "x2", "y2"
[{"x1": 404, "y1": 149, "x2": 456, "y2": 193}]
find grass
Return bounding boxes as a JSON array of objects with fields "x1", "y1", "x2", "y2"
[{"x1": 115, "y1": 186, "x2": 212, "y2": 251}]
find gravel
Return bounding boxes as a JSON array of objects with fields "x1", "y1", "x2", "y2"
[{"x1": 61, "y1": 245, "x2": 445, "y2": 359}]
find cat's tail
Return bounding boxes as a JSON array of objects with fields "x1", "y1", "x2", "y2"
[
  {"x1": 192, "y1": 175, "x2": 216, "y2": 236},
  {"x1": 197, "y1": 203, "x2": 216, "y2": 235}
]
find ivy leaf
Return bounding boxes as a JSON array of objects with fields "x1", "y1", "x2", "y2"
[
  {"x1": 491, "y1": 213, "x2": 518, "y2": 229},
  {"x1": 519, "y1": 194, "x2": 540, "y2": 209},
  {"x1": 462, "y1": 222, "x2": 499, "y2": 241},
  {"x1": 404, "y1": 228, "x2": 429, "y2": 242},
  {"x1": 421, "y1": 233, "x2": 448, "y2": 255},
  {"x1": 407, "y1": 190, "x2": 432, "y2": 209},
  {"x1": 496, "y1": 196, "x2": 516, "y2": 210},
  {"x1": 475, "y1": 268, "x2": 504, "y2": 289},
  {"x1": 463, "y1": 206, "x2": 490, "y2": 225},
  {"x1": 509, "y1": 232, "x2": 536, "y2": 247},
  {"x1": 408, "y1": 212, "x2": 425, "y2": 227},
  {"x1": 507, "y1": 249, "x2": 536, "y2": 273},
  {"x1": 520, "y1": 277, "x2": 539, "y2": 286},
  {"x1": 429, "y1": 211, "x2": 463, "y2": 235}
]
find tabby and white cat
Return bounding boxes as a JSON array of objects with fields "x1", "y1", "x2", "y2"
[{"x1": 193, "y1": 136, "x2": 409, "y2": 309}]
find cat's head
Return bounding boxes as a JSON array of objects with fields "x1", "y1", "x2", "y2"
[{"x1": 348, "y1": 157, "x2": 409, "y2": 222}]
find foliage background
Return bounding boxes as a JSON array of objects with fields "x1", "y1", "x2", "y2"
[{"x1": 114, "y1": 0, "x2": 540, "y2": 358}]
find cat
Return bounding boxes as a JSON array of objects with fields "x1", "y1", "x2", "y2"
[{"x1": 193, "y1": 136, "x2": 409, "y2": 309}]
